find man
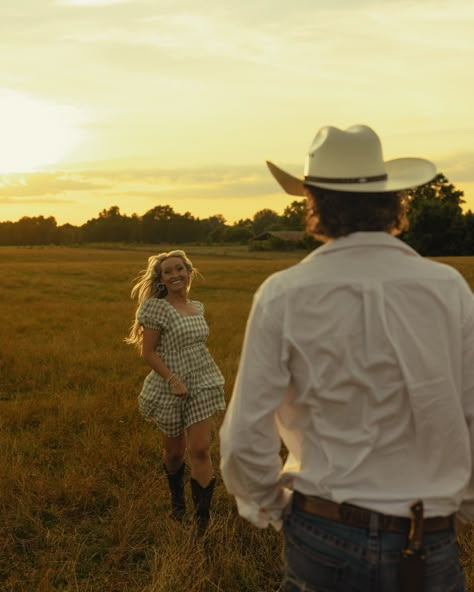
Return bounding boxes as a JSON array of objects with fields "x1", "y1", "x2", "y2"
[{"x1": 220, "y1": 124, "x2": 474, "y2": 591}]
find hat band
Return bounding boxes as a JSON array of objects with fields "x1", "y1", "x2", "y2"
[{"x1": 305, "y1": 173, "x2": 388, "y2": 185}]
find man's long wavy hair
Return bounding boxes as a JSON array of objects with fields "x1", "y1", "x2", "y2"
[{"x1": 304, "y1": 185, "x2": 409, "y2": 240}]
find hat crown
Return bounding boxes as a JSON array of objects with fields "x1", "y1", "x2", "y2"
[{"x1": 304, "y1": 125, "x2": 387, "y2": 179}]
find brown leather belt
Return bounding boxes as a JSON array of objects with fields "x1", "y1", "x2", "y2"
[{"x1": 293, "y1": 491, "x2": 454, "y2": 533}]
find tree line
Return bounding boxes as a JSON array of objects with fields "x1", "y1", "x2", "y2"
[{"x1": 0, "y1": 174, "x2": 473, "y2": 256}]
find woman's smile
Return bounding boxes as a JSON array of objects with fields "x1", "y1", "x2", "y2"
[{"x1": 168, "y1": 278, "x2": 185, "y2": 289}]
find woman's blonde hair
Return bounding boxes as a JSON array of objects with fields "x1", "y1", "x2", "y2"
[{"x1": 125, "y1": 250, "x2": 196, "y2": 349}]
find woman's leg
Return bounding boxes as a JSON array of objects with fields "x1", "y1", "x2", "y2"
[
  {"x1": 186, "y1": 418, "x2": 213, "y2": 485},
  {"x1": 162, "y1": 432, "x2": 186, "y2": 473}
]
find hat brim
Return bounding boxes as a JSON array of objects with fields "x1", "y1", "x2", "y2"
[{"x1": 266, "y1": 158, "x2": 437, "y2": 195}]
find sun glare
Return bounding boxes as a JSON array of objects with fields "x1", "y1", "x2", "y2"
[{"x1": 0, "y1": 90, "x2": 86, "y2": 174}]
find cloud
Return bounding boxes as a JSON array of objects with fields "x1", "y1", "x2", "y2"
[
  {"x1": 437, "y1": 151, "x2": 474, "y2": 183},
  {"x1": 70, "y1": 164, "x2": 279, "y2": 197},
  {"x1": 0, "y1": 149, "x2": 473, "y2": 223},
  {"x1": 55, "y1": 1, "x2": 474, "y2": 76},
  {"x1": 0, "y1": 164, "x2": 287, "y2": 226},
  {"x1": 0, "y1": 165, "x2": 277, "y2": 207},
  {"x1": 0, "y1": 197, "x2": 74, "y2": 204},
  {"x1": 0, "y1": 172, "x2": 110, "y2": 197},
  {"x1": 1, "y1": 153, "x2": 472, "y2": 206},
  {"x1": 2, "y1": 0, "x2": 473, "y2": 147}
]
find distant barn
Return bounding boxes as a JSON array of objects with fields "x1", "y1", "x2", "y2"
[
  {"x1": 249, "y1": 230, "x2": 307, "y2": 250},
  {"x1": 250, "y1": 230, "x2": 306, "y2": 243}
]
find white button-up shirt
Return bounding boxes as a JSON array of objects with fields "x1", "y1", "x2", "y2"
[{"x1": 220, "y1": 232, "x2": 474, "y2": 529}]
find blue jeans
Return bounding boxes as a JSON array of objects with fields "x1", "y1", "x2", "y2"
[{"x1": 282, "y1": 502, "x2": 465, "y2": 592}]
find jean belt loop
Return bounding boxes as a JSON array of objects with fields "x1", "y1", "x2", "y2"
[
  {"x1": 369, "y1": 511, "x2": 379, "y2": 538},
  {"x1": 284, "y1": 494, "x2": 295, "y2": 518}
]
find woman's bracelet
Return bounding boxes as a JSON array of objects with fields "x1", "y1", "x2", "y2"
[
  {"x1": 170, "y1": 379, "x2": 181, "y2": 388},
  {"x1": 166, "y1": 373, "x2": 176, "y2": 384}
]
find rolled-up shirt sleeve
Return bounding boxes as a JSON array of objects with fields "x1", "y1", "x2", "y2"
[{"x1": 219, "y1": 282, "x2": 292, "y2": 529}]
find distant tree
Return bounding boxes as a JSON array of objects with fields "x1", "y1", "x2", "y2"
[
  {"x1": 237, "y1": 217, "x2": 252, "y2": 225},
  {"x1": 100, "y1": 205, "x2": 121, "y2": 218},
  {"x1": 58, "y1": 223, "x2": 81, "y2": 245},
  {"x1": 252, "y1": 209, "x2": 282, "y2": 235},
  {"x1": 282, "y1": 199, "x2": 307, "y2": 230},
  {"x1": 0, "y1": 221, "x2": 16, "y2": 245},
  {"x1": 127, "y1": 213, "x2": 143, "y2": 242},
  {"x1": 222, "y1": 225, "x2": 254, "y2": 243},
  {"x1": 233, "y1": 218, "x2": 253, "y2": 230},
  {"x1": 169, "y1": 211, "x2": 201, "y2": 243},
  {"x1": 203, "y1": 215, "x2": 227, "y2": 243},
  {"x1": 402, "y1": 173, "x2": 468, "y2": 255},
  {"x1": 142, "y1": 205, "x2": 177, "y2": 243},
  {"x1": 206, "y1": 214, "x2": 226, "y2": 227},
  {"x1": 206, "y1": 225, "x2": 226, "y2": 243},
  {"x1": 209, "y1": 217, "x2": 252, "y2": 243},
  {"x1": 464, "y1": 211, "x2": 474, "y2": 255},
  {"x1": 14, "y1": 216, "x2": 58, "y2": 245},
  {"x1": 81, "y1": 205, "x2": 136, "y2": 242}
]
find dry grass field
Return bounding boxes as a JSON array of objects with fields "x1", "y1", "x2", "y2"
[{"x1": 0, "y1": 245, "x2": 473, "y2": 592}]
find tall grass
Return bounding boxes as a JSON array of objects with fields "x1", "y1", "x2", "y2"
[{"x1": 0, "y1": 246, "x2": 473, "y2": 591}]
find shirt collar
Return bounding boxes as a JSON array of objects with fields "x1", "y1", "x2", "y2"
[{"x1": 303, "y1": 232, "x2": 420, "y2": 261}]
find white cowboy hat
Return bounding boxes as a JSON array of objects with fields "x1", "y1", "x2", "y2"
[{"x1": 266, "y1": 124, "x2": 437, "y2": 195}]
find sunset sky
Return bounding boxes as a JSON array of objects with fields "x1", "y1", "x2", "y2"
[{"x1": 1, "y1": 0, "x2": 473, "y2": 226}]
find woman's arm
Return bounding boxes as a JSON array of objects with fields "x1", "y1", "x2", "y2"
[{"x1": 142, "y1": 327, "x2": 188, "y2": 398}]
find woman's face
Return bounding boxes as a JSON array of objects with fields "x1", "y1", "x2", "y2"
[{"x1": 160, "y1": 256, "x2": 190, "y2": 294}]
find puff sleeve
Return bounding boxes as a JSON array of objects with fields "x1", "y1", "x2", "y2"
[
  {"x1": 137, "y1": 298, "x2": 169, "y2": 331},
  {"x1": 192, "y1": 300, "x2": 205, "y2": 315}
]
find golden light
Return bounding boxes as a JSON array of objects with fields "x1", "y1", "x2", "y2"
[
  {"x1": 0, "y1": 90, "x2": 86, "y2": 174},
  {"x1": 59, "y1": 1, "x2": 125, "y2": 4}
]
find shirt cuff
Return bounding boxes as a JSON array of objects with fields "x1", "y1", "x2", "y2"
[{"x1": 234, "y1": 489, "x2": 293, "y2": 530}]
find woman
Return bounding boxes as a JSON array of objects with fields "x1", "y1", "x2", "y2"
[{"x1": 127, "y1": 250, "x2": 225, "y2": 533}]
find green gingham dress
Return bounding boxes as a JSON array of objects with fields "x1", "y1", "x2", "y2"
[{"x1": 137, "y1": 297, "x2": 225, "y2": 437}]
